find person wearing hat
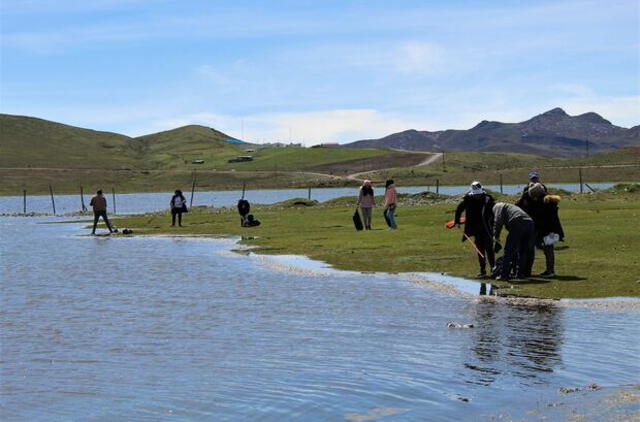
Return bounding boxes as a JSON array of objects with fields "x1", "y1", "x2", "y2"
[
  {"x1": 356, "y1": 180, "x2": 376, "y2": 230},
  {"x1": 453, "y1": 181, "x2": 496, "y2": 277},
  {"x1": 519, "y1": 170, "x2": 548, "y2": 209}
]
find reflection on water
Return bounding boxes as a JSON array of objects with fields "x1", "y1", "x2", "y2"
[
  {"x1": 1, "y1": 217, "x2": 638, "y2": 421},
  {"x1": 467, "y1": 301, "x2": 562, "y2": 387}
]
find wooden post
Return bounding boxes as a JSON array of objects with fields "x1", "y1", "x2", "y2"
[
  {"x1": 112, "y1": 188, "x2": 117, "y2": 214},
  {"x1": 308, "y1": 187, "x2": 311, "y2": 200},
  {"x1": 48, "y1": 184, "x2": 56, "y2": 215},
  {"x1": 80, "y1": 186, "x2": 87, "y2": 211},
  {"x1": 190, "y1": 176, "x2": 196, "y2": 208},
  {"x1": 499, "y1": 174, "x2": 503, "y2": 194},
  {"x1": 579, "y1": 168, "x2": 583, "y2": 193},
  {"x1": 23, "y1": 190, "x2": 27, "y2": 214},
  {"x1": 436, "y1": 179, "x2": 440, "y2": 194}
]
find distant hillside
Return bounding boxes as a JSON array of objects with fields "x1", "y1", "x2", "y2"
[
  {"x1": 345, "y1": 108, "x2": 639, "y2": 157},
  {"x1": 129, "y1": 125, "x2": 245, "y2": 168},
  {"x1": 0, "y1": 114, "x2": 134, "y2": 169},
  {"x1": 0, "y1": 114, "x2": 244, "y2": 169}
]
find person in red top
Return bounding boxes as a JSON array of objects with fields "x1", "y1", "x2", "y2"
[
  {"x1": 90, "y1": 189, "x2": 114, "y2": 235},
  {"x1": 383, "y1": 179, "x2": 397, "y2": 229}
]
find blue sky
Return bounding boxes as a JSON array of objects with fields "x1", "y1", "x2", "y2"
[{"x1": 1, "y1": 0, "x2": 638, "y2": 144}]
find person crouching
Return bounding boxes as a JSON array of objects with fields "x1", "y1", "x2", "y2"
[{"x1": 492, "y1": 202, "x2": 535, "y2": 281}]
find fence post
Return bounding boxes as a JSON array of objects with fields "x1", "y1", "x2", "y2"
[
  {"x1": 579, "y1": 168, "x2": 583, "y2": 193},
  {"x1": 308, "y1": 187, "x2": 311, "y2": 200},
  {"x1": 48, "y1": 184, "x2": 56, "y2": 215},
  {"x1": 80, "y1": 186, "x2": 87, "y2": 211},
  {"x1": 499, "y1": 174, "x2": 503, "y2": 194},
  {"x1": 112, "y1": 188, "x2": 117, "y2": 214},
  {"x1": 190, "y1": 177, "x2": 197, "y2": 208},
  {"x1": 241, "y1": 181, "x2": 246, "y2": 200},
  {"x1": 23, "y1": 190, "x2": 27, "y2": 214},
  {"x1": 436, "y1": 179, "x2": 440, "y2": 194}
]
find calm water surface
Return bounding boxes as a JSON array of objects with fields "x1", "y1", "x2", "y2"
[
  {"x1": 0, "y1": 183, "x2": 616, "y2": 215},
  {"x1": 1, "y1": 217, "x2": 638, "y2": 421}
]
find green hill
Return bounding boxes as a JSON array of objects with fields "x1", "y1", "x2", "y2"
[
  {"x1": 129, "y1": 125, "x2": 245, "y2": 169},
  {"x1": 0, "y1": 114, "x2": 134, "y2": 169}
]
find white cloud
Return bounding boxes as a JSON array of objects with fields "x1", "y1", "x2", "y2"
[
  {"x1": 143, "y1": 109, "x2": 428, "y2": 145},
  {"x1": 395, "y1": 42, "x2": 446, "y2": 75}
]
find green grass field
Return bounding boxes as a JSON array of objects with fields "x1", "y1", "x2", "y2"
[{"x1": 112, "y1": 185, "x2": 640, "y2": 299}]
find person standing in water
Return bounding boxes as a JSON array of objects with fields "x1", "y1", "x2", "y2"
[
  {"x1": 170, "y1": 189, "x2": 187, "y2": 227},
  {"x1": 90, "y1": 189, "x2": 114, "y2": 235},
  {"x1": 357, "y1": 180, "x2": 375, "y2": 230},
  {"x1": 383, "y1": 179, "x2": 398, "y2": 230}
]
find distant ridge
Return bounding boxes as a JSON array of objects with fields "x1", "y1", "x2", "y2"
[{"x1": 344, "y1": 108, "x2": 639, "y2": 157}]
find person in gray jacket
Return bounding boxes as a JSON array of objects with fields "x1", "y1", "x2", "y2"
[{"x1": 492, "y1": 202, "x2": 535, "y2": 281}]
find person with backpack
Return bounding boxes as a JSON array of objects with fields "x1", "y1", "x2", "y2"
[
  {"x1": 492, "y1": 202, "x2": 535, "y2": 281},
  {"x1": 90, "y1": 189, "x2": 115, "y2": 235},
  {"x1": 170, "y1": 189, "x2": 187, "y2": 227},
  {"x1": 383, "y1": 179, "x2": 398, "y2": 229},
  {"x1": 357, "y1": 180, "x2": 376, "y2": 230},
  {"x1": 453, "y1": 181, "x2": 496, "y2": 277}
]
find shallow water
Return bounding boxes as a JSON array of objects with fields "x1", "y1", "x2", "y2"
[
  {"x1": 1, "y1": 217, "x2": 638, "y2": 421},
  {"x1": 0, "y1": 183, "x2": 616, "y2": 215}
]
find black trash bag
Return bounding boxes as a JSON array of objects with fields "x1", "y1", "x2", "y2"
[
  {"x1": 353, "y1": 209, "x2": 363, "y2": 231},
  {"x1": 247, "y1": 214, "x2": 261, "y2": 227}
]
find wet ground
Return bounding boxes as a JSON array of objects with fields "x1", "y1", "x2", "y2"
[{"x1": 1, "y1": 216, "x2": 638, "y2": 421}]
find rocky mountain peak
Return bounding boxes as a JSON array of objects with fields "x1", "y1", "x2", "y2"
[{"x1": 575, "y1": 112, "x2": 611, "y2": 125}]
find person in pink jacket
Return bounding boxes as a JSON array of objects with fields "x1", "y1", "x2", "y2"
[
  {"x1": 357, "y1": 180, "x2": 376, "y2": 230},
  {"x1": 383, "y1": 179, "x2": 397, "y2": 229}
]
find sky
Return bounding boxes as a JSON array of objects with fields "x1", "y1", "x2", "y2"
[{"x1": 1, "y1": 0, "x2": 638, "y2": 145}]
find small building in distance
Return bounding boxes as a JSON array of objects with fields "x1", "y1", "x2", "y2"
[{"x1": 228, "y1": 156, "x2": 254, "y2": 163}]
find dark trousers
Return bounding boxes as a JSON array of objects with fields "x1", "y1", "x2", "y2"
[
  {"x1": 92, "y1": 211, "x2": 113, "y2": 233},
  {"x1": 171, "y1": 209, "x2": 183, "y2": 226},
  {"x1": 542, "y1": 244, "x2": 555, "y2": 273},
  {"x1": 501, "y1": 219, "x2": 535, "y2": 278},
  {"x1": 473, "y1": 232, "x2": 495, "y2": 273}
]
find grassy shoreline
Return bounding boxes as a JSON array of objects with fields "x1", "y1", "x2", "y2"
[{"x1": 110, "y1": 186, "x2": 640, "y2": 300}]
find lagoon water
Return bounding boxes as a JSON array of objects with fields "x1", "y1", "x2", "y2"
[
  {"x1": 0, "y1": 183, "x2": 616, "y2": 216},
  {"x1": 1, "y1": 216, "x2": 639, "y2": 421}
]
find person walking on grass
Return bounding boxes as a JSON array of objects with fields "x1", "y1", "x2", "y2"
[
  {"x1": 170, "y1": 189, "x2": 187, "y2": 227},
  {"x1": 357, "y1": 180, "x2": 376, "y2": 230},
  {"x1": 492, "y1": 202, "x2": 535, "y2": 281},
  {"x1": 523, "y1": 183, "x2": 565, "y2": 278},
  {"x1": 383, "y1": 179, "x2": 398, "y2": 230},
  {"x1": 453, "y1": 181, "x2": 496, "y2": 278},
  {"x1": 90, "y1": 189, "x2": 114, "y2": 235}
]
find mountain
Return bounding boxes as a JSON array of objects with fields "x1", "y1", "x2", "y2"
[{"x1": 344, "y1": 108, "x2": 639, "y2": 157}]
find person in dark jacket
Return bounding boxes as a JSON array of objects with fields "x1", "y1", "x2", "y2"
[
  {"x1": 170, "y1": 190, "x2": 187, "y2": 227},
  {"x1": 90, "y1": 189, "x2": 115, "y2": 235},
  {"x1": 454, "y1": 181, "x2": 495, "y2": 277},
  {"x1": 527, "y1": 184, "x2": 565, "y2": 278},
  {"x1": 518, "y1": 170, "x2": 547, "y2": 208},
  {"x1": 492, "y1": 202, "x2": 535, "y2": 281}
]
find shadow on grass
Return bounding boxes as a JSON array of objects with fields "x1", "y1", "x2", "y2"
[{"x1": 551, "y1": 275, "x2": 587, "y2": 282}]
